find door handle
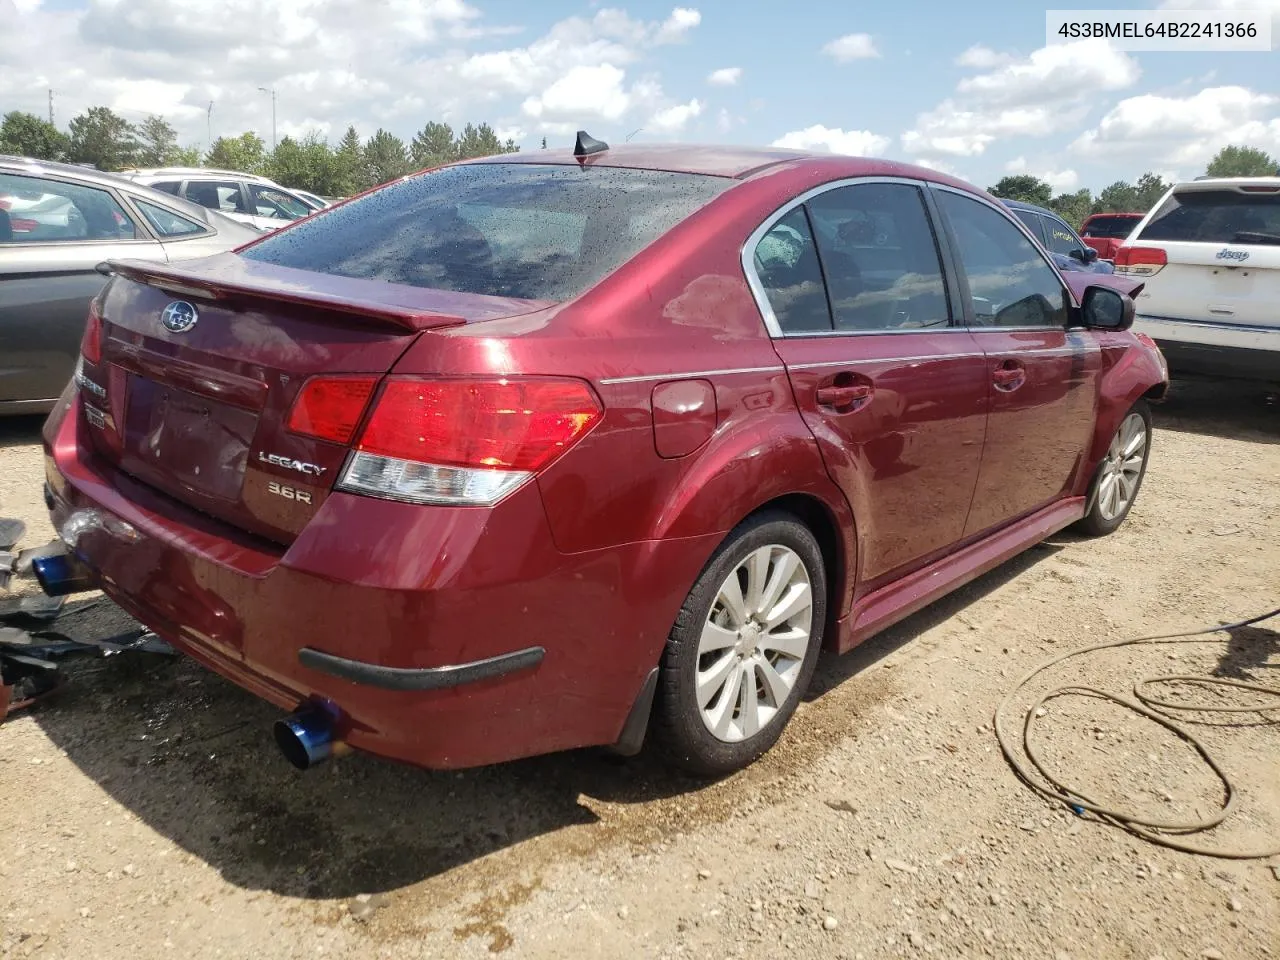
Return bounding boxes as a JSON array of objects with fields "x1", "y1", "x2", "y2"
[
  {"x1": 815, "y1": 383, "x2": 873, "y2": 410},
  {"x1": 992, "y1": 360, "x2": 1026, "y2": 392}
]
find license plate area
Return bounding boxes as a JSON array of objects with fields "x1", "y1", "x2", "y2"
[{"x1": 122, "y1": 375, "x2": 257, "y2": 502}]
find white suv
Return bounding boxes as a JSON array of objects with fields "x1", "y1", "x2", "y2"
[
  {"x1": 122, "y1": 168, "x2": 314, "y2": 233},
  {"x1": 1116, "y1": 176, "x2": 1279, "y2": 383}
]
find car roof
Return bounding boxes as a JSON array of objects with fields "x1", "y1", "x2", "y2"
[
  {"x1": 0, "y1": 154, "x2": 141, "y2": 189},
  {"x1": 1083, "y1": 211, "x2": 1143, "y2": 218},
  {"x1": 125, "y1": 166, "x2": 273, "y2": 181},
  {"x1": 1001, "y1": 198, "x2": 1065, "y2": 218},
  {"x1": 465, "y1": 142, "x2": 976, "y2": 186},
  {"x1": 1174, "y1": 175, "x2": 1280, "y2": 192}
]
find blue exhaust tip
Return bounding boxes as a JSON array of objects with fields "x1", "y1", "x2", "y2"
[
  {"x1": 273, "y1": 705, "x2": 337, "y2": 770},
  {"x1": 31, "y1": 553, "x2": 94, "y2": 597}
]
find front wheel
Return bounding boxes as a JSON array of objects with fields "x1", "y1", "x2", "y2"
[
  {"x1": 1074, "y1": 401, "x2": 1152, "y2": 537},
  {"x1": 653, "y1": 512, "x2": 827, "y2": 777}
]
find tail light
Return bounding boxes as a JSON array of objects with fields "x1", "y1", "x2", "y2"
[
  {"x1": 10, "y1": 218, "x2": 38, "y2": 233},
  {"x1": 336, "y1": 377, "x2": 602, "y2": 506},
  {"x1": 81, "y1": 298, "x2": 104, "y2": 365},
  {"x1": 286, "y1": 375, "x2": 379, "y2": 444},
  {"x1": 1114, "y1": 246, "x2": 1167, "y2": 277}
]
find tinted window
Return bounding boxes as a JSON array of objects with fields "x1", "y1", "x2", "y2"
[
  {"x1": 1082, "y1": 215, "x2": 1139, "y2": 239},
  {"x1": 135, "y1": 200, "x2": 206, "y2": 238},
  {"x1": 151, "y1": 181, "x2": 181, "y2": 196},
  {"x1": 1137, "y1": 189, "x2": 1280, "y2": 245},
  {"x1": 806, "y1": 183, "x2": 950, "y2": 331},
  {"x1": 243, "y1": 164, "x2": 732, "y2": 301},
  {"x1": 1012, "y1": 210, "x2": 1045, "y2": 243},
  {"x1": 249, "y1": 183, "x2": 310, "y2": 220},
  {"x1": 752, "y1": 206, "x2": 831, "y2": 333},
  {"x1": 183, "y1": 181, "x2": 248, "y2": 214},
  {"x1": 937, "y1": 191, "x2": 1068, "y2": 328},
  {"x1": 1042, "y1": 216, "x2": 1082, "y2": 256},
  {"x1": 0, "y1": 172, "x2": 137, "y2": 243}
]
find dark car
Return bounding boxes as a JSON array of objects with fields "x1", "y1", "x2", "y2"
[
  {"x1": 40, "y1": 138, "x2": 1167, "y2": 777},
  {"x1": 1003, "y1": 199, "x2": 1114, "y2": 274},
  {"x1": 0, "y1": 156, "x2": 259, "y2": 415},
  {"x1": 1080, "y1": 212, "x2": 1144, "y2": 262}
]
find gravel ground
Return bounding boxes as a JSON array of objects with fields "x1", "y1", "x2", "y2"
[{"x1": 1, "y1": 379, "x2": 1277, "y2": 960}]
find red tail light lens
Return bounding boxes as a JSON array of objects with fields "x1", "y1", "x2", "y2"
[
  {"x1": 357, "y1": 378, "x2": 602, "y2": 472},
  {"x1": 81, "y1": 298, "x2": 104, "y2": 365},
  {"x1": 286, "y1": 375, "x2": 379, "y2": 444},
  {"x1": 1114, "y1": 246, "x2": 1167, "y2": 277},
  {"x1": 10, "y1": 218, "x2": 38, "y2": 233}
]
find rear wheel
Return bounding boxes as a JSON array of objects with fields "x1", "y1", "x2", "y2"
[
  {"x1": 1075, "y1": 401, "x2": 1152, "y2": 537},
  {"x1": 653, "y1": 512, "x2": 827, "y2": 777}
]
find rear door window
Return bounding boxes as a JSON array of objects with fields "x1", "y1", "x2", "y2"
[
  {"x1": 805, "y1": 182, "x2": 951, "y2": 331},
  {"x1": 1137, "y1": 189, "x2": 1280, "y2": 245},
  {"x1": 241, "y1": 163, "x2": 732, "y2": 301},
  {"x1": 0, "y1": 172, "x2": 138, "y2": 243},
  {"x1": 182, "y1": 180, "x2": 249, "y2": 215},
  {"x1": 1042, "y1": 215, "x2": 1084, "y2": 256}
]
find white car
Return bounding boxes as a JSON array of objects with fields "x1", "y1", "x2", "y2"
[
  {"x1": 122, "y1": 167, "x2": 314, "y2": 233},
  {"x1": 1116, "y1": 176, "x2": 1279, "y2": 382}
]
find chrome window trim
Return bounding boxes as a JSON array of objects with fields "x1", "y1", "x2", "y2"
[{"x1": 741, "y1": 175, "x2": 951, "y2": 340}]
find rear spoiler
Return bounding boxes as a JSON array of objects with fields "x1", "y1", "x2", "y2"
[{"x1": 107, "y1": 256, "x2": 468, "y2": 333}]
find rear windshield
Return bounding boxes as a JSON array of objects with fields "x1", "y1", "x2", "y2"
[
  {"x1": 1137, "y1": 189, "x2": 1280, "y2": 245},
  {"x1": 241, "y1": 163, "x2": 733, "y2": 300},
  {"x1": 1082, "y1": 215, "x2": 1140, "y2": 239}
]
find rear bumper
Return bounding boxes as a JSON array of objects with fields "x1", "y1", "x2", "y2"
[
  {"x1": 1133, "y1": 315, "x2": 1279, "y2": 383},
  {"x1": 43, "y1": 394, "x2": 721, "y2": 769}
]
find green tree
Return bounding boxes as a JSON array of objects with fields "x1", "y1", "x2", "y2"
[
  {"x1": 331, "y1": 125, "x2": 366, "y2": 196},
  {"x1": 266, "y1": 132, "x2": 336, "y2": 193},
  {"x1": 205, "y1": 132, "x2": 266, "y2": 174},
  {"x1": 1095, "y1": 180, "x2": 1139, "y2": 213},
  {"x1": 67, "y1": 106, "x2": 139, "y2": 170},
  {"x1": 987, "y1": 175, "x2": 1053, "y2": 207},
  {"x1": 1048, "y1": 188, "x2": 1094, "y2": 231},
  {"x1": 135, "y1": 115, "x2": 185, "y2": 167},
  {"x1": 410, "y1": 121, "x2": 455, "y2": 169},
  {"x1": 1133, "y1": 172, "x2": 1169, "y2": 211},
  {"x1": 1205, "y1": 144, "x2": 1278, "y2": 178},
  {"x1": 0, "y1": 111, "x2": 70, "y2": 161},
  {"x1": 364, "y1": 128, "x2": 409, "y2": 186},
  {"x1": 455, "y1": 122, "x2": 518, "y2": 160},
  {"x1": 171, "y1": 146, "x2": 201, "y2": 166}
]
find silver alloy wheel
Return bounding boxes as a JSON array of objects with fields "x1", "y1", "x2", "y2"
[
  {"x1": 696, "y1": 544, "x2": 813, "y2": 743},
  {"x1": 1096, "y1": 412, "x2": 1147, "y2": 522}
]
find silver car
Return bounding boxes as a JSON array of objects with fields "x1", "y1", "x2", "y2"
[{"x1": 1, "y1": 156, "x2": 259, "y2": 415}]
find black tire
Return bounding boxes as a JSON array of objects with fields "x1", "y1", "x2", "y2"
[
  {"x1": 1074, "y1": 400, "x2": 1152, "y2": 537},
  {"x1": 653, "y1": 511, "x2": 827, "y2": 777}
]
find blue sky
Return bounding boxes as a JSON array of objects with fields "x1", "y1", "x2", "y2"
[{"x1": 3, "y1": 0, "x2": 1278, "y2": 193}]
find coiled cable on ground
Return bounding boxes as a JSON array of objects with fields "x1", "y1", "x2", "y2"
[{"x1": 994, "y1": 605, "x2": 1280, "y2": 859}]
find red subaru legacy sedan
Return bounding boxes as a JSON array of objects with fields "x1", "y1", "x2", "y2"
[{"x1": 40, "y1": 137, "x2": 1167, "y2": 776}]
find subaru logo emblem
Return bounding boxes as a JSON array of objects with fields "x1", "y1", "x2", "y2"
[{"x1": 160, "y1": 300, "x2": 198, "y2": 333}]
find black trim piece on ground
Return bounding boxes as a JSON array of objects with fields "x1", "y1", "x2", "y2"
[{"x1": 298, "y1": 644, "x2": 544, "y2": 691}]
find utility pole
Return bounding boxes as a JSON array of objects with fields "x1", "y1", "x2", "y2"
[
  {"x1": 207, "y1": 101, "x2": 213, "y2": 149},
  {"x1": 258, "y1": 87, "x2": 276, "y2": 150},
  {"x1": 48, "y1": 88, "x2": 54, "y2": 126}
]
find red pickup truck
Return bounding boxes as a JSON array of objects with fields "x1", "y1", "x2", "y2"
[{"x1": 1080, "y1": 212, "x2": 1144, "y2": 262}]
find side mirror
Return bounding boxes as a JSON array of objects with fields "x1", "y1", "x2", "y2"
[
  {"x1": 1082, "y1": 246, "x2": 1099, "y2": 263},
  {"x1": 1081, "y1": 285, "x2": 1134, "y2": 331}
]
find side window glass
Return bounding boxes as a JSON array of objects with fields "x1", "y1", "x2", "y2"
[
  {"x1": 135, "y1": 200, "x2": 206, "y2": 238},
  {"x1": 1012, "y1": 210, "x2": 1044, "y2": 243},
  {"x1": 0, "y1": 172, "x2": 137, "y2": 243},
  {"x1": 249, "y1": 184, "x2": 310, "y2": 220},
  {"x1": 183, "y1": 181, "x2": 246, "y2": 214},
  {"x1": 151, "y1": 181, "x2": 181, "y2": 195},
  {"x1": 806, "y1": 183, "x2": 950, "y2": 331},
  {"x1": 752, "y1": 206, "x2": 831, "y2": 334},
  {"x1": 936, "y1": 191, "x2": 1069, "y2": 329},
  {"x1": 1044, "y1": 217, "x2": 1082, "y2": 256}
]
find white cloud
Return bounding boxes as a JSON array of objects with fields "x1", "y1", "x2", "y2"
[
  {"x1": 822, "y1": 33, "x2": 879, "y2": 62},
  {"x1": 521, "y1": 64, "x2": 632, "y2": 124},
  {"x1": 647, "y1": 98, "x2": 702, "y2": 133},
  {"x1": 771, "y1": 124, "x2": 890, "y2": 156},
  {"x1": 707, "y1": 66, "x2": 742, "y2": 86},
  {"x1": 1043, "y1": 169, "x2": 1079, "y2": 191},
  {"x1": 716, "y1": 107, "x2": 733, "y2": 132},
  {"x1": 1005, "y1": 156, "x2": 1027, "y2": 172},
  {"x1": 655, "y1": 7, "x2": 701, "y2": 43},
  {"x1": 955, "y1": 45, "x2": 1012, "y2": 69},
  {"x1": 903, "y1": 39, "x2": 1141, "y2": 159},
  {"x1": 1071, "y1": 85, "x2": 1280, "y2": 166}
]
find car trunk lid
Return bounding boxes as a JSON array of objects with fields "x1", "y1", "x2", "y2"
[{"x1": 83, "y1": 254, "x2": 549, "y2": 544}]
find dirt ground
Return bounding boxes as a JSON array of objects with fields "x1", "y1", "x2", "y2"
[{"x1": 1, "y1": 379, "x2": 1277, "y2": 960}]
